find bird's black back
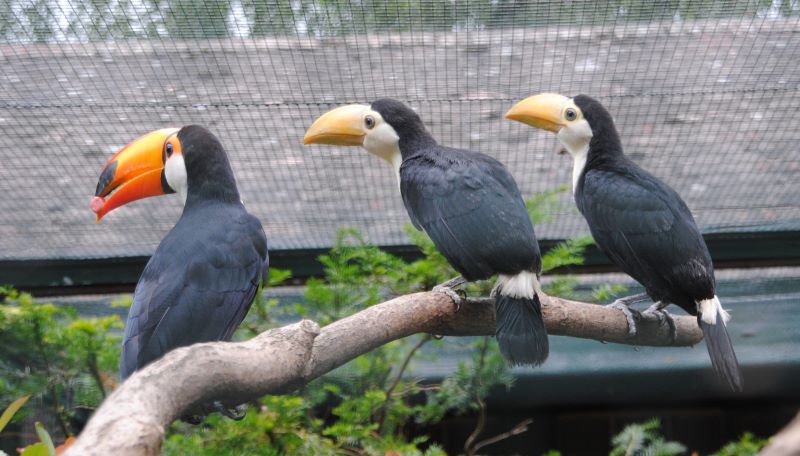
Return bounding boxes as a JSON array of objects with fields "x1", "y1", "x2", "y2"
[
  {"x1": 369, "y1": 99, "x2": 540, "y2": 280},
  {"x1": 400, "y1": 146, "x2": 541, "y2": 281},
  {"x1": 576, "y1": 156, "x2": 714, "y2": 313},
  {"x1": 120, "y1": 201, "x2": 268, "y2": 379}
]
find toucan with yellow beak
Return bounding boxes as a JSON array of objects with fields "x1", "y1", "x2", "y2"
[
  {"x1": 92, "y1": 125, "x2": 269, "y2": 417},
  {"x1": 506, "y1": 94, "x2": 742, "y2": 391},
  {"x1": 304, "y1": 99, "x2": 548, "y2": 366}
]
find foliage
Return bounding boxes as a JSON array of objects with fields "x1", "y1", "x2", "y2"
[
  {"x1": 0, "y1": 287, "x2": 122, "y2": 438},
  {"x1": 542, "y1": 235, "x2": 595, "y2": 273},
  {"x1": 526, "y1": 185, "x2": 570, "y2": 225},
  {"x1": 1, "y1": 397, "x2": 74, "y2": 455},
  {"x1": 0, "y1": 396, "x2": 29, "y2": 433},
  {"x1": 713, "y1": 432, "x2": 768, "y2": 456},
  {"x1": 610, "y1": 419, "x2": 686, "y2": 456}
]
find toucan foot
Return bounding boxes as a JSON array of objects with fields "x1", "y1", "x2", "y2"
[
  {"x1": 433, "y1": 284, "x2": 462, "y2": 310},
  {"x1": 434, "y1": 276, "x2": 467, "y2": 311},
  {"x1": 606, "y1": 301, "x2": 640, "y2": 337},
  {"x1": 212, "y1": 401, "x2": 247, "y2": 421},
  {"x1": 644, "y1": 303, "x2": 677, "y2": 343},
  {"x1": 180, "y1": 413, "x2": 205, "y2": 425},
  {"x1": 438, "y1": 275, "x2": 468, "y2": 289}
]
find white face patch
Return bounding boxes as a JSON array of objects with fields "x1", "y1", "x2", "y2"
[
  {"x1": 164, "y1": 153, "x2": 188, "y2": 204},
  {"x1": 557, "y1": 118, "x2": 593, "y2": 194},
  {"x1": 362, "y1": 115, "x2": 402, "y2": 189},
  {"x1": 492, "y1": 271, "x2": 541, "y2": 299},
  {"x1": 698, "y1": 295, "x2": 731, "y2": 325}
]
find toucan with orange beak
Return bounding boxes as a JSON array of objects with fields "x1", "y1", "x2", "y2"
[
  {"x1": 304, "y1": 99, "x2": 548, "y2": 366},
  {"x1": 506, "y1": 94, "x2": 742, "y2": 391},
  {"x1": 92, "y1": 125, "x2": 269, "y2": 418}
]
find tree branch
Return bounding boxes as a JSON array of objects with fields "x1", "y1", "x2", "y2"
[{"x1": 65, "y1": 292, "x2": 703, "y2": 455}]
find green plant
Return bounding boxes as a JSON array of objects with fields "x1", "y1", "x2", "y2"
[
  {"x1": 0, "y1": 287, "x2": 122, "y2": 438},
  {"x1": 1, "y1": 396, "x2": 75, "y2": 456},
  {"x1": 713, "y1": 432, "x2": 768, "y2": 456},
  {"x1": 610, "y1": 419, "x2": 686, "y2": 456}
]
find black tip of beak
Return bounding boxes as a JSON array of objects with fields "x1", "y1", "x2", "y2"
[{"x1": 95, "y1": 160, "x2": 118, "y2": 196}]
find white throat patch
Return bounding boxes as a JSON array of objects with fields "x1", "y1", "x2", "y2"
[
  {"x1": 363, "y1": 122, "x2": 402, "y2": 189},
  {"x1": 164, "y1": 154, "x2": 188, "y2": 204},
  {"x1": 557, "y1": 118, "x2": 592, "y2": 194}
]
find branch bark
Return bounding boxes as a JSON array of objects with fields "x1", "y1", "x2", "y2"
[{"x1": 65, "y1": 292, "x2": 703, "y2": 455}]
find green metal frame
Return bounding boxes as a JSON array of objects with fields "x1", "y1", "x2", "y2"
[{"x1": 2, "y1": 231, "x2": 799, "y2": 296}]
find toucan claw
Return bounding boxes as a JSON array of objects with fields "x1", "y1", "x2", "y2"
[
  {"x1": 606, "y1": 301, "x2": 641, "y2": 337},
  {"x1": 433, "y1": 285, "x2": 462, "y2": 310},
  {"x1": 212, "y1": 401, "x2": 247, "y2": 421},
  {"x1": 644, "y1": 303, "x2": 678, "y2": 343}
]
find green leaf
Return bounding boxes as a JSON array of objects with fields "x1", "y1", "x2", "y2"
[
  {"x1": 525, "y1": 185, "x2": 569, "y2": 224},
  {"x1": 713, "y1": 432, "x2": 768, "y2": 456},
  {"x1": 20, "y1": 443, "x2": 49, "y2": 456},
  {"x1": 267, "y1": 268, "x2": 292, "y2": 287},
  {"x1": 0, "y1": 395, "x2": 30, "y2": 433},
  {"x1": 35, "y1": 422, "x2": 56, "y2": 456},
  {"x1": 541, "y1": 235, "x2": 594, "y2": 272}
]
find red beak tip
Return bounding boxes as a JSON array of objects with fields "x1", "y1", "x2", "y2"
[{"x1": 90, "y1": 196, "x2": 105, "y2": 215}]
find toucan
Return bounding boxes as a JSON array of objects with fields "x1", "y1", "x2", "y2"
[
  {"x1": 506, "y1": 93, "x2": 743, "y2": 391},
  {"x1": 91, "y1": 125, "x2": 269, "y2": 417},
  {"x1": 304, "y1": 98, "x2": 548, "y2": 366}
]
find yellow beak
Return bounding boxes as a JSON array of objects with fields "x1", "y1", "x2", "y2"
[
  {"x1": 303, "y1": 104, "x2": 370, "y2": 146},
  {"x1": 505, "y1": 93, "x2": 570, "y2": 132}
]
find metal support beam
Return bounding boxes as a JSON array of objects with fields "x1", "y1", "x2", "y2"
[{"x1": 2, "y1": 231, "x2": 798, "y2": 296}]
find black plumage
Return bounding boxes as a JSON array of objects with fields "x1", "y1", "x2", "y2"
[
  {"x1": 371, "y1": 99, "x2": 548, "y2": 365},
  {"x1": 120, "y1": 126, "x2": 269, "y2": 379},
  {"x1": 571, "y1": 95, "x2": 742, "y2": 391}
]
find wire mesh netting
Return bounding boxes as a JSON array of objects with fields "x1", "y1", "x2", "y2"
[{"x1": 1, "y1": 1, "x2": 798, "y2": 259}]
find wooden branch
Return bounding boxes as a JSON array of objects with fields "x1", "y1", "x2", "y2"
[
  {"x1": 65, "y1": 292, "x2": 703, "y2": 455},
  {"x1": 759, "y1": 412, "x2": 800, "y2": 456},
  {"x1": 65, "y1": 320, "x2": 321, "y2": 456}
]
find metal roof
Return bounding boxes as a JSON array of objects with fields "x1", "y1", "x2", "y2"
[{"x1": 1, "y1": 17, "x2": 799, "y2": 261}]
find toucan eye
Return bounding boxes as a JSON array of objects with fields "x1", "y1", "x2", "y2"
[
  {"x1": 165, "y1": 143, "x2": 174, "y2": 157},
  {"x1": 565, "y1": 108, "x2": 578, "y2": 121},
  {"x1": 365, "y1": 115, "x2": 376, "y2": 129}
]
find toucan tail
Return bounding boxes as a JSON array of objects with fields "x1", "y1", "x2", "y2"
[
  {"x1": 493, "y1": 271, "x2": 549, "y2": 366},
  {"x1": 698, "y1": 296, "x2": 743, "y2": 392}
]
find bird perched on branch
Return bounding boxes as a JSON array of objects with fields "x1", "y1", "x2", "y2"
[
  {"x1": 506, "y1": 93, "x2": 742, "y2": 391},
  {"x1": 304, "y1": 98, "x2": 548, "y2": 366},
  {"x1": 91, "y1": 125, "x2": 269, "y2": 419}
]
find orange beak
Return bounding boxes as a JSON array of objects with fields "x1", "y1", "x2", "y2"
[{"x1": 91, "y1": 128, "x2": 180, "y2": 221}]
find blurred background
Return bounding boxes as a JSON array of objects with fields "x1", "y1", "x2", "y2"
[{"x1": 0, "y1": 1, "x2": 798, "y2": 454}]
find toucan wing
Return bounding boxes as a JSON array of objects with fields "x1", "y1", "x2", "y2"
[
  {"x1": 578, "y1": 166, "x2": 713, "y2": 299},
  {"x1": 400, "y1": 149, "x2": 540, "y2": 279},
  {"x1": 120, "y1": 208, "x2": 268, "y2": 379}
]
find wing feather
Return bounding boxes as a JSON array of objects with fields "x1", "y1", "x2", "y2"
[
  {"x1": 577, "y1": 165, "x2": 713, "y2": 303},
  {"x1": 120, "y1": 205, "x2": 268, "y2": 378},
  {"x1": 400, "y1": 149, "x2": 540, "y2": 280}
]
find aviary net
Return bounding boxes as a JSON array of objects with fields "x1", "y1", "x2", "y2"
[{"x1": 1, "y1": 1, "x2": 798, "y2": 259}]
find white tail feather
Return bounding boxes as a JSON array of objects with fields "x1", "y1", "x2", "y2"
[
  {"x1": 492, "y1": 271, "x2": 540, "y2": 299},
  {"x1": 698, "y1": 295, "x2": 731, "y2": 325}
]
